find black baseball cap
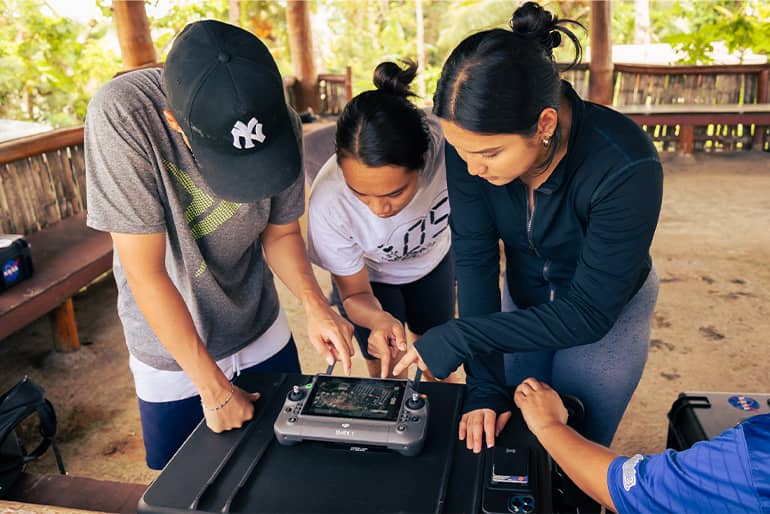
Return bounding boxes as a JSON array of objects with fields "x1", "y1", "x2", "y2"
[{"x1": 162, "y1": 20, "x2": 300, "y2": 202}]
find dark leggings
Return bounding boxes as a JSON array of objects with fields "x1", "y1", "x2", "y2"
[{"x1": 333, "y1": 252, "x2": 455, "y2": 360}]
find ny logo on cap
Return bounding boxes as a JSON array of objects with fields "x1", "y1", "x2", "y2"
[{"x1": 231, "y1": 117, "x2": 266, "y2": 149}]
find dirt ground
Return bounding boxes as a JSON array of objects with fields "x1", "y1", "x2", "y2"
[{"x1": 0, "y1": 152, "x2": 768, "y2": 486}]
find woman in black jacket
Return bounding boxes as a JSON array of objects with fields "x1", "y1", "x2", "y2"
[{"x1": 394, "y1": 1, "x2": 662, "y2": 453}]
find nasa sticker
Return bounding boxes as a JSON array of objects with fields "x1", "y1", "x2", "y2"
[
  {"x1": 2, "y1": 258, "x2": 21, "y2": 284},
  {"x1": 728, "y1": 395, "x2": 760, "y2": 412}
]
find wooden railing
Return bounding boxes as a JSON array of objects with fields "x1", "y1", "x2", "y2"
[
  {"x1": 0, "y1": 127, "x2": 86, "y2": 234},
  {"x1": 317, "y1": 66, "x2": 353, "y2": 117},
  {"x1": 558, "y1": 63, "x2": 770, "y2": 153}
]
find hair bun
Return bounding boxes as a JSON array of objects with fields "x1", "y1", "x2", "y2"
[
  {"x1": 373, "y1": 60, "x2": 418, "y2": 97},
  {"x1": 510, "y1": 1, "x2": 560, "y2": 50}
]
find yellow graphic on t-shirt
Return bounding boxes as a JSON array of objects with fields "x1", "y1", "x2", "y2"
[
  {"x1": 194, "y1": 261, "x2": 207, "y2": 278},
  {"x1": 164, "y1": 160, "x2": 243, "y2": 276},
  {"x1": 163, "y1": 160, "x2": 243, "y2": 239}
]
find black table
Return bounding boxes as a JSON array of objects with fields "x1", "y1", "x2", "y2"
[{"x1": 138, "y1": 372, "x2": 553, "y2": 514}]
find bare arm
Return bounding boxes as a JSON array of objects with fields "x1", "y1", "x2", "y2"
[
  {"x1": 334, "y1": 268, "x2": 406, "y2": 378},
  {"x1": 111, "y1": 232, "x2": 260, "y2": 432},
  {"x1": 261, "y1": 221, "x2": 354, "y2": 374},
  {"x1": 514, "y1": 378, "x2": 618, "y2": 512}
]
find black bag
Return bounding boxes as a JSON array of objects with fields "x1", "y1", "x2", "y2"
[
  {"x1": 0, "y1": 235, "x2": 34, "y2": 291},
  {"x1": 0, "y1": 376, "x2": 65, "y2": 498}
]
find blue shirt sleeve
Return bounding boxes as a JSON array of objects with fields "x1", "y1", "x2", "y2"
[{"x1": 607, "y1": 421, "x2": 763, "y2": 514}]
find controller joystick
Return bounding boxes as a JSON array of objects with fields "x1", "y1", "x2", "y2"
[
  {"x1": 288, "y1": 385, "x2": 306, "y2": 402},
  {"x1": 405, "y1": 392, "x2": 425, "y2": 410}
]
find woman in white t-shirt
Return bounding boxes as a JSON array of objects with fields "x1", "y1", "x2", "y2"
[{"x1": 308, "y1": 61, "x2": 453, "y2": 379}]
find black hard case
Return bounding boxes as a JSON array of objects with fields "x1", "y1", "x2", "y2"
[
  {"x1": 667, "y1": 391, "x2": 770, "y2": 451},
  {"x1": 0, "y1": 236, "x2": 34, "y2": 292},
  {"x1": 138, "y1": 372, "x2": 553, "y2": 514}
]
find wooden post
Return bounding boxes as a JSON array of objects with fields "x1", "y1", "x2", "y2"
[
  {"x1": 50, "y1": 298, "x2": 80, "y2": 352},
  {"x1": 753, "y1": 68, "x2": 769, "y2": 151},
  {"x1": 344, "y1": 66, "x2": 353, "y2": 102},
  {"x1": 588, "y1": 0, "x2": 613, "y2": 105},
  {"x1": 286, "y1": 1, "x2": 319, "y2": 113},
  {"x1": 678, "y1": 125, "x2": 695, "y2": 157},
  {"x1": 112, "y1": 0, "x2": 157, "y2": 69}
]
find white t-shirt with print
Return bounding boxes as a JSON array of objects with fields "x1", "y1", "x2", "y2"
[{"x1": 307, "y1": 117, "x2": 450, "y2": 285}]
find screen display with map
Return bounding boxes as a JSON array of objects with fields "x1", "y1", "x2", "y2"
[{"x1": 302, "y1": 376, "x2": 405, "y2": 421}]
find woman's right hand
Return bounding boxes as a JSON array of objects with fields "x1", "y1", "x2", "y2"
[
  {"x1": 367, "y1": 312, "x2": 407, "y2": 378},
  {"x1": 202, "y1": 385, "x2": 261, "y2": 433},
  {"x1": 459, "y1": 408, "x2": 512, "y2": 453}
]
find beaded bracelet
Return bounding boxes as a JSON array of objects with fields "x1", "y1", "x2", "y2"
[{"x1": 201, "y1": 383, "x2": 234, "y2": 412}]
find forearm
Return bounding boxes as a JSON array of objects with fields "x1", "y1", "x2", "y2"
[
  {"x1": 339, "y1": 290, "x2": 388, "y2": 329},
  {"x1": 123, "y1": 268, "x2": 230, "y2": 399},
  {"x1": 263, "y1": 227, "x2": 327, "y2": 308},
  {"x1": 535, "y1": 424, "x2": 618, "y2": 512}
]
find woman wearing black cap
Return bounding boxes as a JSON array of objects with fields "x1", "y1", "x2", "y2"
[{"x1": 394, "y1": 2, "x2": 662, "y2": 453}]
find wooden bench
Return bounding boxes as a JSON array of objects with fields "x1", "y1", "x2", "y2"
[
  {"x1": 3, "y1": 471, "x2": 146, "y2": 513},
  {"x1": 0, "y1": 127, "x2": 112, "y2": 351}
]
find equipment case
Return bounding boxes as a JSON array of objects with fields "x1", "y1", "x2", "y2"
[
  {"x1": 138, "y1": 372, "x2": 554, "y2": 514},
  {"x1": 667, "y1": 391, "x2": 770, "y2": 451}
]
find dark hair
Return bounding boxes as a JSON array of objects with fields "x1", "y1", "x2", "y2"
[
  {"x1": 433, "y1": 2, "x2": 583, "y2": 170},
  {"x1": 336, "y1": 60, "x2": 430, "y2": 172}
]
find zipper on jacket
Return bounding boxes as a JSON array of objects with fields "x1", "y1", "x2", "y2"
[
  {"x1": 528, "y1": 187, "x2": 553, "y2": 301},
  {"x1": 526, "y1": 189, "x2": 540, "y2": 257}
]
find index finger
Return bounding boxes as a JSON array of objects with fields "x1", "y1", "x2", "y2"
[
  {"x1": 335, "y1": 337, "x2": 352, "y2": 375},
  {"x1": 379, "y1": 345, "x2": 392, "y2": 379},
  {"x1": 392, "y1": 346, "x2": 418, "y2": 376},
  {"x1": 484, "y1": 411, "x2": 496, "y2": 449}
]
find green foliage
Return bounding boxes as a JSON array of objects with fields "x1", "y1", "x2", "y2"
[
  {"x1": 2, "y1": 0, "x2": 768, "y2": 130},
  {"x1": 662, "y1": 0, "x2": 770, "y2": 64},
  {"x1": 0, "y1": 0, "x2": 120, "y2": 127}
]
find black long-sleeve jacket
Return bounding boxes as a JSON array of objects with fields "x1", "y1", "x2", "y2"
[{"x1": 416, "y1": 82, "x2": 663, "y2": 413}]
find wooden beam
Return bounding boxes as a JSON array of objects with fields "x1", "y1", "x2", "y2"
[
  {"x1": 286, "y1": 0, "x2": 319, "y2": 113},
  {"x1": 0, "y1": 127, "x2": 83, "y2": 165},
  {"x1": 588, "y1": 0, "x2": 613, "y2": 105},
  {"x1": 112, "y1": 0, "x2": 157, "y2": 69}
]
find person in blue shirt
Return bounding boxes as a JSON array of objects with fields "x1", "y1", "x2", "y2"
[
  {"x1": 393, "y1": 1, "x2": 662, "y2": 453},
  {"x1": 514, "y1": 377, "x2": 770, "y2": 514}
]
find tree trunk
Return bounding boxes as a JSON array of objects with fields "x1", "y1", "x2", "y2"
[
  {"x1": 229, "y1": 0, "x2": 240, "y2": 26},
  {"x1": 286, "y1": 0, "x2": 319, "y2": 113},
  {"x1": 112, "y1": 0, "x2": 156, "y2": 69},
  {"x1": 634, "y1": 0, "x2": 650, "y2": 45},
  {"x1": 416, "y1": 0, "x2": 426, "y2": 101},
  {"x1": 588, "y1": 0, "x2": 613, "y2": 105}
]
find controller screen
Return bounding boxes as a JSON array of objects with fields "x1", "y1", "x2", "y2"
[{"x1": 302, "y1": 376, "x2": 405, "y2": 421}]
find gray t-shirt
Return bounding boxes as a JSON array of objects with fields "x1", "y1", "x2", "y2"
[{"x1": 85, "y1": 68, "x2": 304, "y2": 371}]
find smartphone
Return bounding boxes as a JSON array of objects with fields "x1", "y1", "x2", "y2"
[{"x1": 491, "y1": 445, "x2": 529, "y2": 485}]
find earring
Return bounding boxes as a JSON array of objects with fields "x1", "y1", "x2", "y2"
[{"x1": 542, "y1": 135, "x2": 552, "y2": 148}]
